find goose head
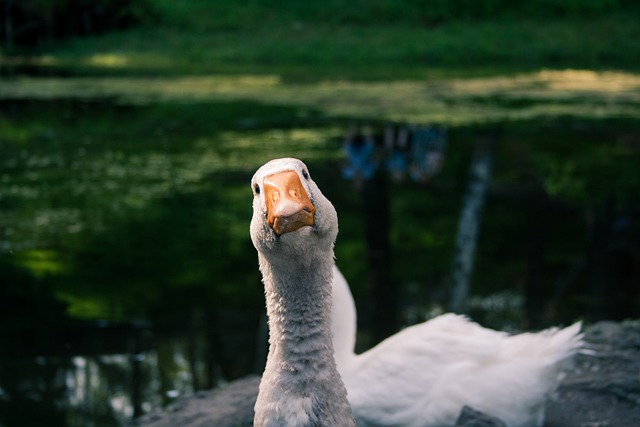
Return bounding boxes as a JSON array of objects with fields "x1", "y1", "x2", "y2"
[{"x1": 250, "y1": 158, "x2": 338, "y2": 264}]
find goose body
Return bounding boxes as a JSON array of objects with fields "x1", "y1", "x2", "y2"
[
  {"x1": 251, "y1": 157, "x2": 582, "y2": 427},
  {"x1": 331, "y1": 266, "x2": 583, "y2": 427},
  {"x1": 250, "y1": 158, "x2": 356, "y2": 427}
]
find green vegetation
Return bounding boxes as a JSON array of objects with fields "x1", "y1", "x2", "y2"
[
  {"x1": 4, "y1": 0, "x2": 640, "y2": 77},
  {"x1": 2, "y1": 0, "x2": 640, "y2": 353},
  {"x1": 2, "y1": 94, "x2": 639, "y2": 328},
  {"x1": 1, "y1": 3, "x2": 640, "y2": 425}
]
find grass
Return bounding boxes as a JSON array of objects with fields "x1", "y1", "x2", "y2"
[
  {"x1": 2, "y1": 70, "x2": 639, "y2": 125},
  {"x1": 5, "y1": 10, "x2": 640, "y2": 80}
]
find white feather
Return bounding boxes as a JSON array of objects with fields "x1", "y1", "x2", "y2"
[{"x1": 331, "y1": 266, "x2": 583, "y2": 427}]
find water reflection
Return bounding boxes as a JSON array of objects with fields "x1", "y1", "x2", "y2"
[
  {"x1": 1, "y1": 324, "x2": 233, "y2": 427},
  {"x1": 1, "y1": 70, "x2": 638, "y2": 122},
  {"x1": 1, "y1": 84, "x2": 639, "y2": 426},
  {"x1": 64, "y1": 346, "x2": 198, "y2": 425}
]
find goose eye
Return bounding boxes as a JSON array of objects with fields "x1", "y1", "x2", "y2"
[
  {"x1": 254, "y1": 184, "x2": 261, "y2": 195},
  {"x1": 302, "y1": 170, "x2": 309, "y2": 180}
]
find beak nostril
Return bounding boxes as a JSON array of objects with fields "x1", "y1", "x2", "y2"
[{"x1": 263, "y1": 170, "x2": 315, "y2": 235}]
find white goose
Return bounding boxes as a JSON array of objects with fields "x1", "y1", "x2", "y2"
[
  {"x1": 331, "y1": 259, "x2": 583, "y2": 427},
  {"x1": 250, "y1": 157, "x2": 356, "y2": 427},
  {"x1": 251, "y1": 157, "x2": 583, "y2": 427}
]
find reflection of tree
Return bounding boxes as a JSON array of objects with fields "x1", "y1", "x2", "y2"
[
  {"x1": 338, "y1": 119, "x2": 640, "y2": 336},
  {"x1": 2, "y1": 92, "x2": 640, "y2": 424},
  {"x1": 585, "y1": 195, "x2": 640, "y2": 322},
  {"x1": 449, "y1": 137, "x2": 493, "y2": 314},
  {"x1": 0, "y1": 259, "x2": 69, "y2": 425},
  {"x1": 67, "y1": 176, "x2": 262, "y2": 371},
  {"x1": 474, "y1": 119, "x2": 640, "y2": 327},
  {"x1": 71, "y1": 183, "x2": 257, "y2": 312},
  {"x1": 0, "y1": 358, "x2": 70, "y2": 427},
  {"x1": 0, "y1": 97, "x2": 330, "y2": 424},
  {"x1": 341, "y1": 123, "x2": 448, "y2": 342}
]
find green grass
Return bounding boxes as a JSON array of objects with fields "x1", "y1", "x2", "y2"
[{"x1": 6, "y1": 9, "x2": 640, "y2": 80}]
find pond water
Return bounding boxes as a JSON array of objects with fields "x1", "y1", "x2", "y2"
[{"x1": 1, "y1": 71, "x2": 639, "y2": 426}]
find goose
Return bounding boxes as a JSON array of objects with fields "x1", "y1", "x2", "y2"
[
  {"x1": 250, "y1": 157, "x2": 357, "y2": 427},
  {"x1": 251, "y1": 157, "x2": 583, "y2": 427},
  {"x1": 331, "y1": 263, "x2": 583, "y2": 427}
]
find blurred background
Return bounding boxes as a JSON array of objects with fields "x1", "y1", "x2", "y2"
[{"x1": 1, "y1": 1, "x2": 639, "y2": 426}]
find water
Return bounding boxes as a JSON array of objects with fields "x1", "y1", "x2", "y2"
[
  {"x1": 2, "y1": 324, "x2": 207, "y2": 427},
  {"x1": 1, "y1": 72, "x2": 639, "y2": 426}
]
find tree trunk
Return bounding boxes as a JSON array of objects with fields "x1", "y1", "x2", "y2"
[
  {"x1": 363, "y1": 169, "x2": 397, "y2": 343},
  {"x1": 587, "y1": 197, "x2": 614, "y2": 321},
  {"x1": 4, "y1": 0, "x2": 14, "y2": 51},
  {"x1": 524, "y1": 206, "x2": 547, "y2": 328},
  {"x1": 449, "y1": 141, "x2": 494, "y2": 313},
  {"x1": 130, "y1": 328, "x2": 144, "y2": 419}
]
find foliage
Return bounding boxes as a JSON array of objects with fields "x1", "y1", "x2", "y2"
[
  {"x1": 2, "y1": 84, "x2": 640, "y2": 328},
  {"x1": 150, "y1": 0, "x2": 640, "y2": 30},
  {"x1": 1, "y1": 0, "x2": 159, "y2": 50},
  {"x1": 4, "y1": 0, "x2": 640, "y2": 72},
  {"x1": 13, "y1": 13, "x2": 634, "y2": 77},
  {"x1": 0, "y1": 97, "x2": 348, "y2": 322},
  {"x1": 1, "y1": 84, "x2": 639, "y2": 424}
]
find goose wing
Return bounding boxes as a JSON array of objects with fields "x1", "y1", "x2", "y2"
[{"x1": 342, "y1": 314, "x2": 581, "y2": 427}]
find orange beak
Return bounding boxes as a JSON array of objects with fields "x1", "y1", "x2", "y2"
[{"x1": 263, "y1": 170, "x2": 315, "y2": 235}]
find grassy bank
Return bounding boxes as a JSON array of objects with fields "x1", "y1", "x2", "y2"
[{"x1": 4, "y1": 2, "x2": 640, "y2": 79}]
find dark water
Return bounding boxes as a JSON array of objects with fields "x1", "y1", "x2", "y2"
[{"x1": 1, "y1": 92, "x2": 639, "y2": 426}]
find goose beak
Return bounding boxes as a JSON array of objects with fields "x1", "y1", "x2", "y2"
[{"x1": 264, "y1": 170, "x2": 315, "y2": 235}]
